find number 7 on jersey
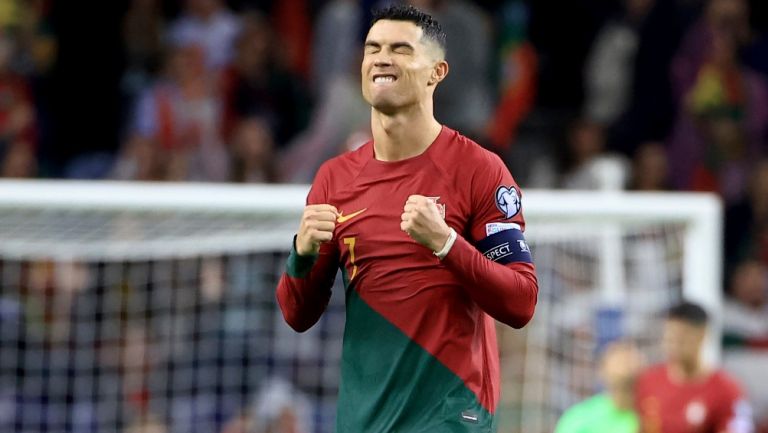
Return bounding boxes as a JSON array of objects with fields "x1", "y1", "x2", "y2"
[{"x1": 343, "y1": 237, "x2": 358, "y2": 280}]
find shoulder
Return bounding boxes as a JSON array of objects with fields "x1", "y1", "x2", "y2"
[
  {"x1": 709, "y1": 369, "x2": 744, "y2": 395},
  {"x1": 638, "y1": 364, "x2": 667, "y2": 385},
  {"x1": 313, "y1": 142, "x2": 372, "y2": 189},
  {"x1": 432, "y1": 127, "x2": 508, "y2": 177},
  {"x1": 707, "y1": 370, "x2": 753, "y2": 426}
]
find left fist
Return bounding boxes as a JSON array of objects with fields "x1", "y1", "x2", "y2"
[{"x1": 400, "y1": 195, "x2": 451, "y2": 252}]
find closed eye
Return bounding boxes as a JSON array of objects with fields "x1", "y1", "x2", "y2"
[
  {"x1": 364, "y1": 41, "x2": 414, "y2": 55},
  {"x1": 364, "y1": 41, "x2": 381, "y2": 54},
  {"x1": 391, "y1": 43, "x2": 414, "y2": 54}
]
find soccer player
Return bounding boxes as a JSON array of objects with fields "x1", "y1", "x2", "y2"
[
  {"x1": 636, "y1": 302, "x2": 755, "y2": 433},
  {"x1": 276, "y1": 5, "x2": 538, "y2": 432},
  {"x1": 555, "y1": 341, "x2": 645, "y2": 433}
]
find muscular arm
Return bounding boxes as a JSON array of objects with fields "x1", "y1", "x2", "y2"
[
  {"x1": 402, "y1": 150, "x2": 539, "y2": 328},
  {"x1": 456, "y1": 152, "x2": 538, "y2": 328},
  {"x1": 276, "y1": 163, "x2": 339, "y2": 332},
  {"x1": 401, "y1": 194, "x2": 538, "y2": 328}
]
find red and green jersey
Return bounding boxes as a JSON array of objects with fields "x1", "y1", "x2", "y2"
[
  {"x1": 635, "y1": 364, "x2": 754, "y2": 433},
  {"x1": 277, "y1": 126, "x2": 538, "y2": 432}
]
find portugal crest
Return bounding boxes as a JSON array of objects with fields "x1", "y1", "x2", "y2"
[{"x1": 426, "y1": 196, "x2": 446, "y2": 219}]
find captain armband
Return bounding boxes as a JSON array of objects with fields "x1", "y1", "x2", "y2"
[{"x1": 475, "y1": 227, "x2": 533, "y2": 265}]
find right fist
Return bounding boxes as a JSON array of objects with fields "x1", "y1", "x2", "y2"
[{"x1": 295, "y1": 204, "x2": 338, "y2": 256}]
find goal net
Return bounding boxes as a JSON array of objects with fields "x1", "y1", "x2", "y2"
[{"x1": 0, "y1": 181, "x2": 722, "y2": 433}]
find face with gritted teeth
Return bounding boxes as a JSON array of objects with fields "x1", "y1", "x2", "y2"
[{"x1": 362, "y1": 20, "x2": 446, "y2": 114}]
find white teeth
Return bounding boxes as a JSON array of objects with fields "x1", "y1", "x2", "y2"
[{"x1": 374, "y1": 76, "x2": 395, "y2": 83}]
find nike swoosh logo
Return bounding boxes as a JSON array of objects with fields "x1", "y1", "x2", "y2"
[{"x1": 337, "y1": 208, "x2": 367, "y2": 224}]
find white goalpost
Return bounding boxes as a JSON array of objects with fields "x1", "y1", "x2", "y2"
[{"x1": 0, "y1": 180, "x2": 722, "y2": 433}]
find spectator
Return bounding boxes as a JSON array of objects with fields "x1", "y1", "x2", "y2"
[
  {"x1": 668, "y1": 0, "x2": 768, "y2": 200},
  {"x1": 122, "y1": 0, "x2": 166, "y2": 106},
  {"x1": 608, "y1": 0, "x2": 690, "y2": 154},
  {"x1": 725, "y1": 160, "x2": 768, "y2": 270},
  {"x1": 277, "y1": 14, "x2": 370, "y2": 187},
  {"x1": 0, "y1": 296, "x2": 22, "y2": 430},
  {"x1": 673, "y1": 0, "x2": 752, "y2": 85},
  {"x1": 146, "y1": 258, "x2": 271, "y2": 433},
  {"x1": 1, "y1": 141, "x2": 36, "y2": 177},
  {"x1": 277, "y1": 73, "x2": 370, "y2": 183},
  {"x1": 126, "y1": 416, "x2": 169, "y2": 433},
  {"x1": 121, "y1": 325, "x2": 162, "y2": 424},
  {"x1": 123, "y1": 0, "x2": 164, "y2": 75},
  {"x1": 11, "y1": 0, "x2": 57, "y2": 77},
  {"x1": 584, "y1": 0, "x2": 655, "y2": 127},
  {"x1": 529, "y1": 119, "x2": 629, "y2": 190},
  {"x1": 233, "y1": 377, "x2": 311, "y2": 433},
  {"x1": 10, "y1": 0, "x2": 54, "y2": 175},
  {"x1": 555, "y1": 341, "x2": 645, "y2": 433},
  {"x1": 485, "y1": 0, "x2": 538, "y2": 151},
  {"x1": 0, "y1": 32, "x2": 37, "y2": 177},
  {"x1": 166, "y1": 0, "x2": 241, "y2": 71},
  {"x1": 6, "y1": 260, "x2": 100, "y2": 432},
  {"x1": 230, "y1": 117, "x2": 277, "y2": 183},
  {"x1": 220, "y1": 12, "x2": 311, "y2": 148},
  {"x1": 271, "y1": 0, "x2": 312, "y2": 78},
  {"x1": 310, "y1": 0, "x2": 363, "y2": 98},
  {"x1": 723, "y1": 259, "x2": 768, "y2": 347},
  {"x1": 132, "y1": 41, "x2": 229, "y2": 181},
  {"x1": 111, "y1": 134, "x2": 161, "y2": 180},
  {"x1": 628, "y1": 141, "x2": 670, "y2": 191},
  {"x1": 408, "y1": 0, "x2": 493, "y2": 139}
]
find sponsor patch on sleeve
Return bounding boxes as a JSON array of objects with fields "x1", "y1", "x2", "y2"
[
  {"x1": 485, "y1": 222, "x2": 521, "y2": 236},
  {"x1": 475, "y1": 227, "x2": 533, "y2": 265}
]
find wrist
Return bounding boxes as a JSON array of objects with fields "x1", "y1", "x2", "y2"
[
  {"x1": 431, "y1": 227, "x2": 452, "y2": 252},
  {"x1": 287, "y1": 235, "x2": 318, "y2": 278},
  {"x1": 294, "y1": 236, "x2": 316, "y2": 257},
  {"x1": 433, "y1": 228, "x2": 458, "y2": 260}
]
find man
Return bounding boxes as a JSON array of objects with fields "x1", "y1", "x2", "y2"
[
  {"x1": 276, "y1": 5, "x2": 538, "y2": 432},
  {"x1": 555, "y1": 341, "x2": 645, "y2": 433},
  {"x1": 636, "y1": 302, "x2": 754, "y2": 433}
]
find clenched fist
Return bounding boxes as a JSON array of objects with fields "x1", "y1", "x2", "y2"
[
  {"x1": 296, "y1": 204, "x2": 338, "y2": 256},
  {"x1": 400, "y1": 195, "x2": 451, "y2": 252}
]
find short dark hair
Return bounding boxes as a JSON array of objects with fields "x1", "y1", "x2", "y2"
[
  {"x1": 371, "y1": 5, "x2": 447, "y2": 53},
  {"x1": 667, "y1": 301, "x2": 709, "y2": 326}
]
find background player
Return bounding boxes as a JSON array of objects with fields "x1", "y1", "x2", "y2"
[
  {"x1": 636, "y1": 301, "x2": 755, "y2": 433},
  {"x1": 555, "y1": 341, "x2": 646, "y2": 433},
  {"x1": 276, "y1": 4, "x2": 538, "y2": 432}
]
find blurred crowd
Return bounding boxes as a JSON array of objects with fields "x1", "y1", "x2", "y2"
[
  {"x1": 0, "y1": 0, "x2": 766, "y2": 430},
  {"x1": 1, "y1": 0, "x2": 766, "y2": 256},
  {"x1": 0, "y1": 255, "x2": 334, "y2": 433}
]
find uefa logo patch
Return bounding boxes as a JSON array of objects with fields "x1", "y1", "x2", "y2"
[{"x1": 495, "y1": 186, "x2": 521, "y2": 219}]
